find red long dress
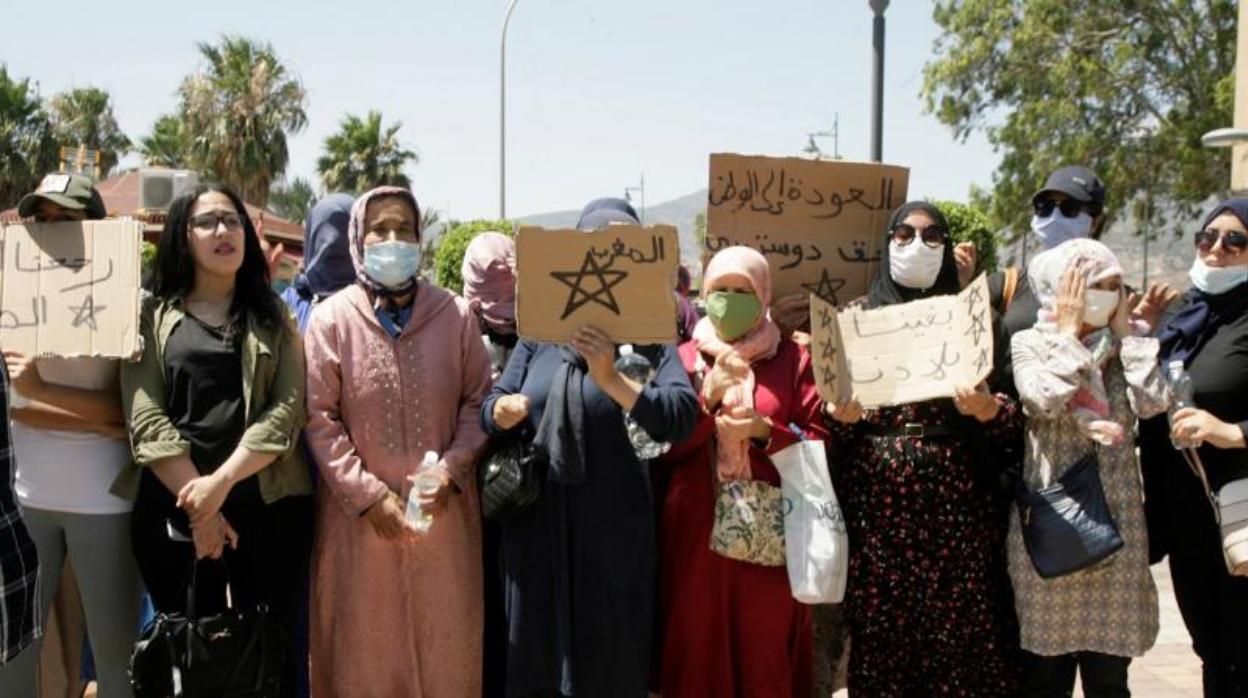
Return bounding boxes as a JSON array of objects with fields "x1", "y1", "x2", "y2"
[{"x1": 656, "y1": 339, "x2": 829, "y2": 698}]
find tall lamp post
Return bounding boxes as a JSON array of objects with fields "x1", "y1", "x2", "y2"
[
  {"x1": 624, "y1": 173, "x2": 645, "y2": 225},
  {"x1": 500, "y1": 0, "x2": 520, "y2": 219},
  {"x1": 869, "y1": 0, "x2": 889, "y2": 162}
]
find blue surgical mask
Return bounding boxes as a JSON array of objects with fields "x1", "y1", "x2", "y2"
[
  {"x1": 1189, "y1": 258, "x2": 1248, "y2": 295},
  {"x1": 364, "y1": 241, "x2": 421, "y2": 289},
  {"x1": 1031, "y1": 212, "x2": 1094, "y2": 250}
]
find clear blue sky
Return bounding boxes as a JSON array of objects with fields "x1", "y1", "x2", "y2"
[{"x1": 2, "y1": 0, "x2": 999, "y2": 220}]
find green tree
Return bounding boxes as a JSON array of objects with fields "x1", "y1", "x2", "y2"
[
  {"x1": 179, "y1": 36, "x2": 307, "y2": 205},
  {"x1": 433, "y1": 219, "x2": 514, "y2": 294},
  {"x1": 139, "y1": 114, "x2": 191, "y2": 168},
  {"x1": 0, "y1": 65, "x2": 58, "y2": 209},
  {"x1": 317, "y1": 110, "x2": 417, "y2": 194},
  {"x1": 923, "y1": 0, "x2": 1237, "y2": 239},
  {"x1": 268, "y1": 176, "x2": 317, "y2": 224},
  {"x1": 932, "y1": 199, "x2": 999, "y2": 274},
  {"x1": 47, "y1": 87, "x2": 131, "y2": 176}
]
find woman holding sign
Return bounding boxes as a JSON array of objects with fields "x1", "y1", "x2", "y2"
[
  {"x1": 653, "y1": 245, "x2": 827, "y2": 697},
  {"x1": 1008, "y1": 239, "x2": 1168, "y2": 697},
  {"x1": 479, "y1": 198, "x2": 698, "y2": 698},
  {"x1": 825, "y1": 201, "x2": 1022, "y2": 696}
]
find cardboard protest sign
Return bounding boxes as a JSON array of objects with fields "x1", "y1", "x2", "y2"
[
  {"x1": 516, "y1": 225, "x2": 679, "y2": 344},
  {"x1": 0, "y1": 221, "x2": 143, "y2": 358},
  {"x1": 706, "y1": 153, "x2": 909, "y2": 307},
  {"x1": 810, "y1": 274, "x2": 993, "y2": 408}
]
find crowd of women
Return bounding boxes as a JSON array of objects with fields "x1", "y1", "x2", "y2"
[{"x1": 0, "y1": 162, "x2": 1245, "y2": 698}]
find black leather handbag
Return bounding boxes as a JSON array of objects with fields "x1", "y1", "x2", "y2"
[
  {"x1": 1016, "y1": 452, "x2": 1124, "y2": 579},
  {"x1": 478, "y1": 440, "x2": 545, "y2": 522},
  {"x1": 129, "y1": 561, "x2": 288, "y2": 698}
]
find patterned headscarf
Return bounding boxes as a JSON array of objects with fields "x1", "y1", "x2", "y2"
[
  {"x1": 348, "y1": 186, "x2": 422, "y2": 296},
  {"x1": 1027, "y1": 238, "x2": 1127, "y2": 446}
]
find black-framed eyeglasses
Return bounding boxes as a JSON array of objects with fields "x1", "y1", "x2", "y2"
[
  {"x1": 189, "y1": 212, "x2": 245, "y2": 233},
  {"x1": 890, "y1": 223, "x2": 948, "y2": 248},
  {"x1": 1194, "y1": 227, "x2": 1248, "y2": 254},
  {"x1": 1033, "y1": 197, "x2": 1088, "y2": 219}
]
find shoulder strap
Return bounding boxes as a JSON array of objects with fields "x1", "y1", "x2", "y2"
[
  {"x1": 1181, "y1": 448, "x2": 1221, "y2": 523},
  {"x1": 1002, "y1": 266, "x2": 1021, "y2": 311}
]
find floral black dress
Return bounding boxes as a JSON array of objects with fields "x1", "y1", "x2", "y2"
[{"x1": 829, "y1": 398, "x2": 1022, "y2": 697}]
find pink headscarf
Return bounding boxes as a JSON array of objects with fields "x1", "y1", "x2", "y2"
[
  {"x1": 348, "y1": 185, "x2": 422, "y2": 295},
  {"x1": 460, "y1": 232, "x2": 517, "y2": 335},
  {"x1": 1028, "y1": 238, "x2": 1127, "y2": 446},
  {"x1": 694, "y1": 246, "x2": 782, "y2": 481}
]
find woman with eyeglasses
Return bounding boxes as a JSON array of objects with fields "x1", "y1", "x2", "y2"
[
  {"x1": 1138, "y1": 200, "x2": 1248, "y2": 697},
  {"x1": 122, "y1": 184, "x2": 313, "y2": 696},
  {"x1": 824, "y1": 201, "x2": 1022, "y2": 696}
]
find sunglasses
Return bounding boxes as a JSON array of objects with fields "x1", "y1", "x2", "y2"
[
  {"x1": 890, "y1": 223, "x2": 948, "y2": 248},
  {"x1": 1194, "y1": 227, "x2": 1248, "y2": 254},
  {"x1": 1033, "y1": 197, "x2": 1088, "y2": 219},
  {"x1": 189, "y1": 212, "x2": 245, "y2": 233}
]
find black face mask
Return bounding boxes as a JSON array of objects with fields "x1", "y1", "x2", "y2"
[{"x1": 485, "y1": 326, "x2": 519, "y2": 350}]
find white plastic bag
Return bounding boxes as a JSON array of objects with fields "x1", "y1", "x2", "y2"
[{"x1": 771, "y1": 438, "x2": 848, "y2": 603}]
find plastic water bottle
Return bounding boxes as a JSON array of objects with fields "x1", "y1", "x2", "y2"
[
  {"x1": 406, "y1": 451, "x2": 442, "y2": 533},
  {"x1": 615, "y1": 344, "x2": 671, "y2": 460},
  {"x1": 1167, "y1": 360, "x2": 1198, "y2": 450}
]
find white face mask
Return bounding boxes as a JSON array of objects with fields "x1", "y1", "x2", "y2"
[
  {"x1": 889, "y1": 240, "x2": 944, "y2": 290},
  {"x1": 1189, "y1": 258, "x2": 1248, "y2": 295},
  {"x1": 1082, "y1": 288, "x2": 1119, "y2": 328},
  {"x1": 364, "y1": 240, "x2": 421, "y2": 289},
  {"x1": 1032, "y1": 212, "x2": 1094, "y2": 250}
]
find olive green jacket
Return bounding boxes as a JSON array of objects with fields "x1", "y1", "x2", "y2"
[{"x1": 115, "y1": 295, "x2": 312, "y2": 502}]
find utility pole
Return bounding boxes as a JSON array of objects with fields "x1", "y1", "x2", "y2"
[{"x1": 869, "y1": 1, "x2": 889, "y2": 162}]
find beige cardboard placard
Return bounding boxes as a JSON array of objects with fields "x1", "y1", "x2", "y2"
[
  {"x1": 516, "y1": 225, "x2": 679, "y2": 344},
  {"x1": 0, "y1": 221, "x2": 143, "y2": 359},
  {"x1": 811, "y1": 274, "x2": 993, "y2": 408},
  {"x1": 706, "y1": 153, "x2": 909, "y2": 307}
]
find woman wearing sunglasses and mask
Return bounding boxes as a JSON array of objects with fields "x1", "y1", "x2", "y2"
[
  {"x1": 1138, "y1": 200, "x2": 1248, "y2": 697},
  {"x1": 825, "y1": 202, "x2": 1023, "y2": 696},
  {"x1": 122, "y1": 185, "x2": 313, "y2": 694}
]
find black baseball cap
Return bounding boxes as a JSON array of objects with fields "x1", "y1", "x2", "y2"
[
  {"x1": 1031, "y1": 166, "x2": 1105, "y2": 214},
  {"x1": 17, "y1": 173, "x2": 107, "y2": 220}
]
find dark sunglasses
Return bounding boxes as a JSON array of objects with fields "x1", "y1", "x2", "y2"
[
  {"x1": 890, "y1": 223, "x2": 948, "y2": 248},
  {"x1": 1033, "y1": 197, "x2": 1088, "y2": 219},
  {"x1": 1194, "y1": 227, "x2": 1248, "y2": 254}
]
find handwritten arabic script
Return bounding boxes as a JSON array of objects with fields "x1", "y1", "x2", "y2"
[
  {"x1": 706, "y1": 154, "x2": 908, "y2": 306},
  {"x1": 810, "y1": 274, "x2": 994, "y2": 408},
  {"x1": 0, "y1": 221, "x2": 142, "y2": 358}
]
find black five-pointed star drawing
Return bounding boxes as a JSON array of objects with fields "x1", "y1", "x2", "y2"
[
  {"x1": 550, "y1": 251, "x2": 629, "y2": 320},
  {"x1": 802, "y1": 269, "x2": 846, "y2": 306}
]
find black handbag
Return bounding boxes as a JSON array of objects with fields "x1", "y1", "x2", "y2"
[
  {"x1": 478, "y1": 440, "x2": 545, "y2": 522},
  {"x1": 130, "y1": 561, "x2": 289, "y2": 698},
  {"x1": 1016, "y1": 452, "x2": 1124, "y2": 579}
]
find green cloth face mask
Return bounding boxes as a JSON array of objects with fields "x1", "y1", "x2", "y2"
[{"x1": 706, "y1": 291, "x2": 762, "y2": 342}]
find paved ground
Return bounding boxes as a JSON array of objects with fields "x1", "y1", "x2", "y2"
[{"x1": 833, "y1": 563, "x2": 1203, "y2": 697}]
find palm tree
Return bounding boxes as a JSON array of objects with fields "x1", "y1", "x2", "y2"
[
  {"x1": 47, "y1": 87, "x2": 131, "y2": 176},
  {"x1": 267, "y1": 176, "x2": 317, "y2": 225},
  {"x1": 138, "y1": 114, "x2": 191, "y2": 168},
  {"x1": 179, "y1": 36, "x2": 307, "y2": 205},
  {"x1": 317, "y1": 110, "x2": 417, "y2": 194},
  {"x1": 0, "y1": 65, "x2": 58, "y2": 209}
]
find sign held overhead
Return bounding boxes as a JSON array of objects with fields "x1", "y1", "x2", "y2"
[
  {"x1": 515, "y1": 225, "x2": 680, "y2": 344},
  {"x1": 706, "y1": 153, "x2": 909, "y2": 307}
]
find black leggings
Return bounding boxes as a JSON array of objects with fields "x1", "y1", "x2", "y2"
[
  {"x1": 1020, "y1": 651, "x2": 1131, "y2": 698},
  {"x1": 131, "y1": 470, "x2": 313, "y2": 696},
  {"x1": 1170, "y1": 522, "x2": 1248, "y2": 697}
]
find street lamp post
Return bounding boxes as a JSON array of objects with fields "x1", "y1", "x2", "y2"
[
  {"x1": 624, "y1": 173, "x2": 646, "y2": 225},
  {"x1": 500, "y1": 0, "x2": 520, "y2": 219},
  {"x1": 869, "y1": 0, "x2": 888, "y2": 162}
]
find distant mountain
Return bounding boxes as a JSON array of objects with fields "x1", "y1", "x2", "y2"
[{"x1": 518, "y1": 189, "x2": 709, "y2": 271}]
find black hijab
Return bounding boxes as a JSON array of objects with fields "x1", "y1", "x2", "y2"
[
  {"x1": 575, "y1": 197, "x2": 640, "y2": 231},
  {"x1": 866, "y1": 201, "x2": 961, "y2": 309},
  {"x1": 1158, "y1": 198, "x2": 1248, "y2": 365}
]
